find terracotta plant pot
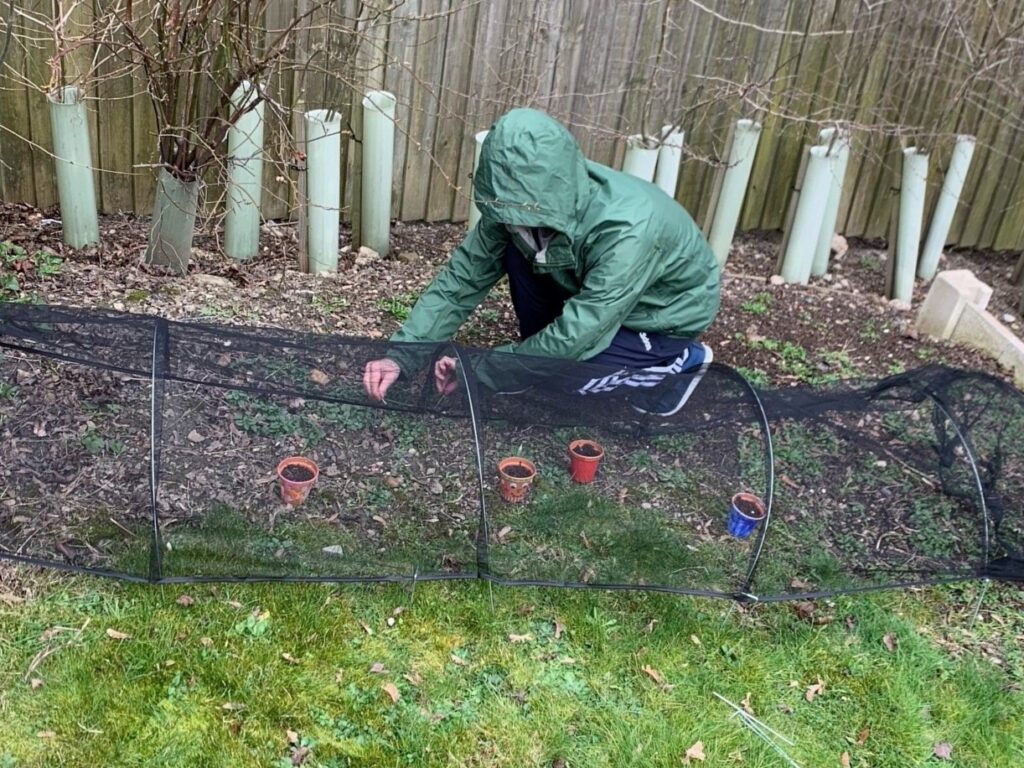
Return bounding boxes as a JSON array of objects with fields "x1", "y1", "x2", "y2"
[
  {"x1": 568, "y1": 439, "x2": 605, "y2": 484},
  {"x1": 727, "y1": 492, "x2": 766, "y2": 539},
  {"x1": 497, "y1": 456, "x2": 537, "y2": 503},
  {"x1": 277, "y1": 456, "x2": 319, "y2": 506}
]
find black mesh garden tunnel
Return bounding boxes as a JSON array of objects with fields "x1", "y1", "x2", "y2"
[{"x1": 0, "y1": 305, "x2": 1021, "y2": 600}]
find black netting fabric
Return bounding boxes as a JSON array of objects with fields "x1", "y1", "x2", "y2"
[{"x1": 1, "y1": 305, "x2": 1021, "y2": 599}]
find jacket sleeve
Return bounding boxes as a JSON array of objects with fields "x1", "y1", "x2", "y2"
[
  {"x1": 498, "y1": 230, "x2": 662, "y2": 361},
  {"x1": 386, "y1": 220, "x2": 506, "y2": 374}
]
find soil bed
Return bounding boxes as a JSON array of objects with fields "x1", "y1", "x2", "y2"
[{"x1": 571, "y1": 442, "x2": 602, "y2": 458}]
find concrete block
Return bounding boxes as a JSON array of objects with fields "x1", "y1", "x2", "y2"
[
  {"x1": 951, "y1": 303, "x2": 1024, "y2": 389},
  {"x1": 916, "y1": 269, "x2": 993, "y2": 340}
]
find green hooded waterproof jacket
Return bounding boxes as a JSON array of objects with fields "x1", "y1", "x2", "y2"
[{"x1": 391, "y1": 108, "x2": 720, "y2": 369}]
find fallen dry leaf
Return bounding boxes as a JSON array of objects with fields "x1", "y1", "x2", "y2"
[
  {"x1": 496, "y1": 525, "x2": 512, "y2": 542},
  {"x1": 291, "y1": 745, "x2": 311, "y2": 765},
  {"x1": 450, "y1": 653, "x2": 469, "y2": 667},
  {"x1": 741, "y1": 691, "x2": 754, "y2": 716},
  {"x1": 684, "y1": 740, "x2": 706, "y2": 762},
  {"x1": 37, "y1": 730, "x2": 56, "y2": 739},
  {"x1": 933, "y1": 742, "x2": 953, "y2": 760},
  {"x1": 382, "y1": 682, "x2": 400, "y2": 703},
  {"x1": 105, "y1": 628, "x2": 130, "y2": 640},
  {"x1": 369, "y1": 662, "x2": 387, "y2": 674},
  {"x1": 403, "y1": 672, "x2": 422, "y2": 686},
  {"x1": 642, "y1": 665, "x2": 666, "y2": 686},
  {"x1": 689, "y1": 634, "x2": 701, "y2": 646},
  {"x1": 310, "y1": 368, "x2": 330, "y2": 385},
  {"x1": 840, "y1": 751, "x2": 851, "y2": 768},
  {"x1": 226, "y1": 600, "x2": 244, "y2": 610},
  {"x1": 175, "y1": 595, "x2": 195, "y2": 607},
  {"x1": 0, "y1": 592, "x2": 24, "y2": 605},
  {"x1": 30, "y1": 678, "x2": 44, "y2": 689},
  {"x1": 790, "y1": 577, "x2": 813, "y2": 589},
  {"x1": 642, "y1": 618, "x2": 659, "y2": 634},
  {"x1": 508, "y1": 633, "x2": 533, "y2": 644},
  {"x1": 554, "y1": 620, "x2": 565, "y2": 640},
  {"x1": 883, "y1": 633, "x2": 898, "y2": 652},
  {"x1": 358, "y1": 620, "x2": 373, "y2": 636},
  {"x1": 286, "y1": 729, "x2": 299, "y2": 745},
  {"x1": 805, "y1": 678, "x2": 825, "y2": 703},
  {"x1": 281, "y1": 653, "x2": 299, "y2": 665},
  {"x1": 187, "y1": 430, "x2": 205, "y2": 443},
  {"x1": 856, "y1": 726, "x2": 870, "y2": 746},
  {"x1": 222, "y1": 702, "x2": 246, "y2": 711},
  {"x1": 200, "y1": 637, "x2": 214, "y2": 648}
]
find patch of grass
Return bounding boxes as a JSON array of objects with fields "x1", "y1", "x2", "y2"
[
  {"x1": 741, "y1": 292, "x2": 773, "y2": 315},
  {"x1": 377, "y1": 293, "x2": 420, "y2": 323},
  {"x1": 310, "y1": 293, "x2": 349, "y2": 316},
  {"x1": 0, "y1": 575, "x2": 1021, "y2": 767},
  {"x1": 735, "y1": 366, "x2": 770, "y2": 387}
]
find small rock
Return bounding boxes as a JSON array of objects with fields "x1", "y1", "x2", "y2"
[
  {"x1": 429, "y1": 478, "x2": 443, "y2": 495},
  {"x1": 838, "y1": 279, "x2": 850, "y2": 289},
  {"x1": 888, "y1": 298, "x2": 912, "y2": 312},
  {"x1": 769, "y1": 275, "x2": 785, "y2": 286},
  {"x1": 193, "y1": 273, "x2": 233, "y2": 289},
  {"x1": 322, "y1": 545, "x2": 345, "y2": 557},
  {"x1": 1002, "y1": 313, "x2": 1016, "y2": 324},
  {"x1": 396, "y1": 250, "x2": 419, "y2": 263},
  {"x1": 822, "y1": 273, "x2": 833, "y2": 282},
  {"x1": 355, "y1": 246, "x2": 380, "y2": 266},
  {"x1": 831, "y1": 234, "x2": 849, "y2": 257}
]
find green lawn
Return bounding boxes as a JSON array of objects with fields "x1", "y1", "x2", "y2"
[{"x1": 0, "y1": 572, "x2": 1021, "y2": 767}]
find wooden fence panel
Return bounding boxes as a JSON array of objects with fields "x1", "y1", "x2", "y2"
[
  {"x1": 0, "y1": 5, "x2": 35, "y2": 208},
  {"x1": 2, "y1": 0, "x2": 1023, "y2": 251}
]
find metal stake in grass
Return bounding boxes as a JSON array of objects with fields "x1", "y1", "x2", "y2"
[
  {"x1": 713, "y1": 692, "x2": 802, "y2": 768},
  {"x1": 968, "y1": 578, "x2": 991, "y2": 630}
]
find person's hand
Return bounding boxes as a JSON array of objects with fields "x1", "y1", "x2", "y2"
[
  {"x1": 434, "y1": 355, "x2": 459, "y2": 396},
  {"x1": 363, "y1": 358, "x2": 400, "y2": 402}
]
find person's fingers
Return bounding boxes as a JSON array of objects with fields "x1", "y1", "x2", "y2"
[
  {"x1": 363, "y1": 363, "x2": 376, "y2": 399},
  {"x1": 381, "y1": 367, "x2": 398, "y2": 398}
]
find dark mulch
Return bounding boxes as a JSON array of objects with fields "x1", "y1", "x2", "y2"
[{"x1": 0, "y1": 201, "x2": 1019, "y2": 386}]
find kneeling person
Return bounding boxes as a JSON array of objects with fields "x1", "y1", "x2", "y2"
[{"x1": 363, "y1": 108, "x2": 721, "y2": 415}]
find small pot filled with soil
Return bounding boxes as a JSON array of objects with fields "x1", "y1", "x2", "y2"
[
  {"x1": 276, "y1": 456, "x2": 320, "y2": 506},
  {"x1": 727, "y1": 492, "x2": 766, "y2": 539},
  {"x1": 497, "y1": 456, "x2": 537, "y2": 503},
  {"x1": 568, "y1": 439, "x2": 605, "y2": 484}
]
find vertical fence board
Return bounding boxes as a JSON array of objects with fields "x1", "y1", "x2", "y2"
[
  {"x1": 948, "y1": 0, "x2": 1022, "y2": 248},
  {"x1": 398, "y1": 0, "x2": 451, "y2": 221},
  {"x1": 426, "y1": 3, "x2": 477, "y2": 221},
  {"x1": 25, "y1": 0, "x2": 57, "y2": 209},
  {"x1": 0, "y1": 5, "x2": 37, "y2": 206},
  {"x1": 840, "y1": 2, "x2": 903, "y2": 236},
  {"x1": 673, "y1": 0, "x2": 734, "y2": 221}
]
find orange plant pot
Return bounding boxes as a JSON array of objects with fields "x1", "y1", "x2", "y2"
[
  {"x1": 277, "y1": 456, "x2": 319, "y2": 506},
  {"x1": 497, "y1": 456, "x2": 537, "y2": 503},
  {"x1": 568, "y1": 439, "x2": 605, "y2": 484}
]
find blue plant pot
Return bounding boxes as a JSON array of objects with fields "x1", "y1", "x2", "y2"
[{"x1": 728, "y1": 492, "x2": 766, "y2": 539}]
